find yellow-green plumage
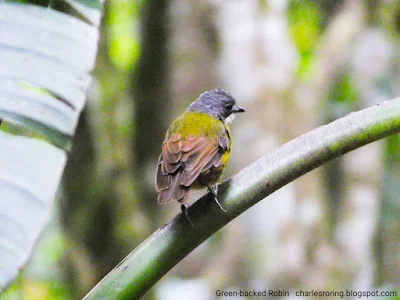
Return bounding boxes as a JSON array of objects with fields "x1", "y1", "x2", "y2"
[
  {"x1": 166, "y1": 111, "x2": 232, "y2": 188},
  {"x1": 167, "y1": 111, "x2": 232, "y2": 145}
]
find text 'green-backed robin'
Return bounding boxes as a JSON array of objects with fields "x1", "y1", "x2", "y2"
[{"x1": 155, "y1": 89, "x2": 245, "y2": 224}]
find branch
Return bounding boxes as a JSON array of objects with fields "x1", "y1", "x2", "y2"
[{"x1": 84, "y1": 99, "x2": 400, "y2": 300}]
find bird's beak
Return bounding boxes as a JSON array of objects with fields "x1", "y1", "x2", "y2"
[{"x1": 232, "y1": 105, "x2": 245, "y2": 113}]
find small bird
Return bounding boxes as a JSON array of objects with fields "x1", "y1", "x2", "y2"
[{"x1": 155, "y1": 89, "x2": 245, "y2": 224}]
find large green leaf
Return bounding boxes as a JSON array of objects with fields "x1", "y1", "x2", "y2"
[
  {"x1": 0, "y1": 2, "x2": 100, "y2": 149},
  {"x1": 0, "y1": 131, "x2": 66, "y2": 289},
  {"x1": 0, "y1": 0, "x2": 103, "y2": 292}
]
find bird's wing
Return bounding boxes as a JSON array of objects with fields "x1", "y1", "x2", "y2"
[{"x1": 156, "y1": 133, "x2": 229, "y2": 204}]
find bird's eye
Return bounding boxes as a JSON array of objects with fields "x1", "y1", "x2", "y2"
[{"x1": 225, "y1": 104, "x2": 233, "y2": 110}]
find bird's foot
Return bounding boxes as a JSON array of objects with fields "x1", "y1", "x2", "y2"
[
  {"x1": 208, "y1": 184, "x2": 227, "y2": 212},
  {"x1": 180, "y1": 203, "x2": 194, "y2": 226}
]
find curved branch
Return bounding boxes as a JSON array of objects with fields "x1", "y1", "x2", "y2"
[{"x1": 84, "y1": 99, "x2": 400, "y2": 300}]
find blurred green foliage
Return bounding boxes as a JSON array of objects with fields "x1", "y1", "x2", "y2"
[
  {"x1": 288, "y1": 0, "x2": 322, "y2": 78},
  {"x1": 329, "y1": 74, "x2": 358, "y2": 105},
  {"x1": 2, "y1": 224, "x2": 70, "y2": 300},
  {"x1": 106, "y1": 0, "x2": 142, "y2": 72}
]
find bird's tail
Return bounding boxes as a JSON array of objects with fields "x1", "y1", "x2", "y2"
[{"x1": 157, "y1": 170, "x2": 190, "y2": 204}]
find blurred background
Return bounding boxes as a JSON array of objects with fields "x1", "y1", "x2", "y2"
[{"x1": 3, "y1": 0, "x2": 400, "y2": 299}]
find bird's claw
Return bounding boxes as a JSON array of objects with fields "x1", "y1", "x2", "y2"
[
  {"x1": 181, "y1": 203, "x2": 194, "y2": 226},
  {"x1": 208, "y1": 184, "x2": 227, "y2": 213}
]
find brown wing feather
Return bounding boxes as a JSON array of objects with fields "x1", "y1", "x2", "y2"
[
  {"x1": 158, "y1": 171, "x2": 187, "y2": 203},
  {"x1": 180, "y1": 144, "x2": 219, "y2": 187},
  {"x1": 162, "y1": 133, "x2": 182, "y2": 173},
  {"x1": 156, "y1": 157, "x2": 172, "y2": 192},
  {"x1": 155, "y1": 133, "x2": 225, "y2": 204}
]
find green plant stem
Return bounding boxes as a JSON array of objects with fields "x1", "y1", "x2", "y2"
[{"x1": 84, "y1": 99, "x2": 400, "y2": 300}]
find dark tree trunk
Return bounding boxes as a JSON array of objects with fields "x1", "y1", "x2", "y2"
[{"x1": 132, "y1": 0, "x2": 172, "y2": 223}]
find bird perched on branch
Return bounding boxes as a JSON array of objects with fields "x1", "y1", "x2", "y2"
[{"x1": 155, "y1": 89, "x2": 245, "y2": 224}]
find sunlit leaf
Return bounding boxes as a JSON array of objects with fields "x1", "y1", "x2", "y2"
[
  {"x1": 0, "y1": 81, "x2": 75, "y2": 149},
  {"x1": 0, "y1": 131, "x2": 66, "y2": 290},
  {"x1": 0, "y1": 2, "x2": 98, "y2": 111},
  {"x1": 0, "y1": 0, "x2": 102, "y2": 292}
]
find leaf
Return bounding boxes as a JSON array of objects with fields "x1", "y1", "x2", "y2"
[
  {"x1": 0, "y1": 2, "x2": 98, "y2": 109},
  {"x1": 0, "y1": 2, "x2": 98, "y2": 148},
  {"x1": 0, "y1": 0, "x2": 102, "y2": 292},
  {"x1": 0, "y1": 131, "x2": 66, "y2": 290},
  {"x1": 0, "y1": 81, "x2": 74, "y2": 150}
]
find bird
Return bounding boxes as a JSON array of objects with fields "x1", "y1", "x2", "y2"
[{"x1": 155, "y1": 89, "x2": 245, "y2": 224}]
